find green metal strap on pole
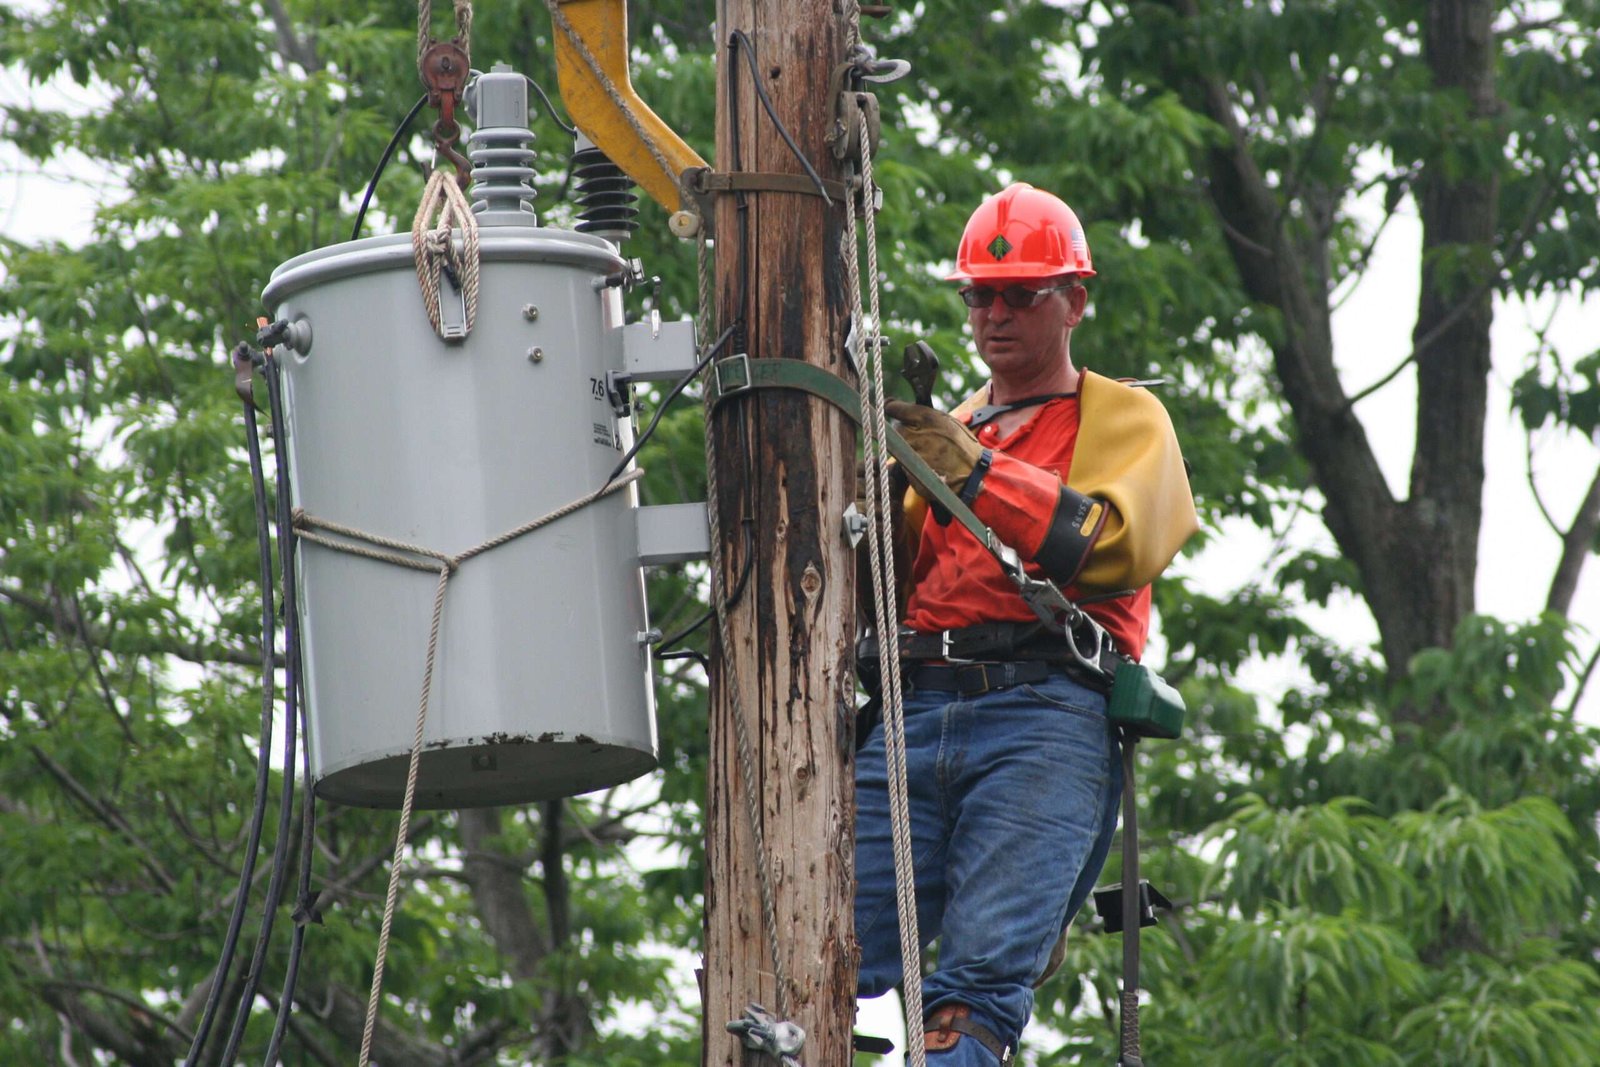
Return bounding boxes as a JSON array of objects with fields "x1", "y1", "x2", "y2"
[
  {"x1": 707, "y1": 355, "x2": 1070, "y2": 622},
  {"x1": 707, "y1": 354, "x2": 981, "y2": 536}
]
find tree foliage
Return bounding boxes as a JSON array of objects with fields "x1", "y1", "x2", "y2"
[{"x1": 2, "y1": 1, "x2": 1598, "y2": 1064}]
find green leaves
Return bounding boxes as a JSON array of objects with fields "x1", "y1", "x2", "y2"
[{"x1": 3, "y1": 1, "x2": 1600, "y2": 1063}]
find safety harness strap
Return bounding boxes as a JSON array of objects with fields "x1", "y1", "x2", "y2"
[{"x1": 707, "y1": 354, "x2": 1119, "y2": 680}]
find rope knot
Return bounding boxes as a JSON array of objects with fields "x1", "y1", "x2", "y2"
[{"x1": 411, "y1": 168, "x2": 481, "y2": 340}]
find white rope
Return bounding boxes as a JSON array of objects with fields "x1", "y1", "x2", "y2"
[
  {"x1": 417, "y1": 0, "x2": 473, "y2": 63},
  {"x1": 309, "y1": 470, "x2": 644, "y2": 1066},
  {"x1": 841, "y1": 2, "x2": 927, "y2": 1057},
  {"x1": 411, "y1": 168, "x2": 481, "y2": 340}
]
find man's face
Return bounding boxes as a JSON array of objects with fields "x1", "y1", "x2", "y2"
[{"x1": 966, "y1": 277, "x2": 1087, "y2": 379}]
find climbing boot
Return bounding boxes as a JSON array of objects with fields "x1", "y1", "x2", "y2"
[{"x1": 924, "y1": 1004, "x2": 1014, "y2": 1064}]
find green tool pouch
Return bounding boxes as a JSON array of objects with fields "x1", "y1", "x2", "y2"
[{"x1": 1106, "y1": 659, "x2": 1185, "y2": 740}]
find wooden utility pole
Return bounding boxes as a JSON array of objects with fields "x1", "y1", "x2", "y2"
[{"x1": 703, "y1": 1, "x2": 857, "y2": 1065}]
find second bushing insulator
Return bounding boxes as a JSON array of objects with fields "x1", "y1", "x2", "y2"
[{"x1": 572, "y1": 139, "x2": 639, "y2": 245}]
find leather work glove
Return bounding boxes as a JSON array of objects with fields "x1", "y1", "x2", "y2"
[{"x1": 884, "y1": 399, "x2": 984, "y2": 492}]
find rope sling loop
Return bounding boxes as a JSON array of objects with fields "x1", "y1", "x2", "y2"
[
  {"x1": 411, "y1": 169, "x2": 482, "y2": 340},
  {"x1": 838, "y1": 6, "x2": 927, "y2": 1059},
  {"x1": 330, "y1": 468, "x2": 646, "y2": 1067}
]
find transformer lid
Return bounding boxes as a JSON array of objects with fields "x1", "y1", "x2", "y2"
[{"x1": 262, "y1": 227, "x2": 626, "y2": 308}]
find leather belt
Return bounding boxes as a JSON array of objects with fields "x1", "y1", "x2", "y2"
[
  {"x1": 858, "y1": 624, "x2": 1124, "y2": 692},
  {"x1": 857, "y1": 621, "x2": 1047, "y2": 663},
  {"x1": 906, "y1": 660, "x2": 1054, "y2": 697}
]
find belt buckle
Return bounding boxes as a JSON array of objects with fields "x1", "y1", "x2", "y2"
[
  {"x1": 941, "y1": 630, "x2": 976, "y2": 665},
  {"x1": 955, "y1": 662, "x2": 1001, "y2": 695}
]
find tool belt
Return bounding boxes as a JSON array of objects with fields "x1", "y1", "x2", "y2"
[
  {"x1": 857, "y1": 622, "x2": 1123, "y2": 695},
  {"x1": 854, "y1": 622, "x2": 1184, "y2": 748}
]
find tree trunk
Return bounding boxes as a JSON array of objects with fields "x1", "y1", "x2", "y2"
[
  {"x1": 703, "y1": 1, "x2": 858, "y2": 1064},
  {"x1": 1391, "y1": 0, "x2": 1500, "y2": 667},
  {"x1": 1169, "y1": 0, "x2": 1502, "y2": 706}
]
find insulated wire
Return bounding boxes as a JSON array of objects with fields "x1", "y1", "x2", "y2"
[
  {"x1": 725, "y1": 36, "x2": 752, "y2": 337},
  {"x1": 353, "y1": 77, "x2": 571, "y2": 245},
  {"x1": 351, "y1": 94, "x2": 429, "y2": 242},
  {"x1": 653, "y1": 518, "x2": 755, "y2": 657},
  {"x1": 606, "y1": 324, "x2": 744, "y2": 657},
  {"x1": 607, "y1": 324, "x2": 736, "y2": 484},
  {"x1": 525, "y1": 73, "x2": 576, "y2": 136},
  {"x1": 261, "y1": 352, "x2": 317, "y2": 1066},
  {"x1": 184, "y1": 351, "x2": 279, "y2": 1067},
  {"x1": 217, "y1": 353, "x2": 304, "y2": 1063},
  {"x1": 728, "y1": 30, "x2": 833, "y2": 204}
]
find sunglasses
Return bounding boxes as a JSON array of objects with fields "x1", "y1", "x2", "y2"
[{"x1": 958, "y1": 282, "x2": 1078, "y2": 309}]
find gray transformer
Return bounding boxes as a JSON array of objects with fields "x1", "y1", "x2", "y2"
[{"x1": 258, "y1": 67, "x2": 700, "y2": 809}]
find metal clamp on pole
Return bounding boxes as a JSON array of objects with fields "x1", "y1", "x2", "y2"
[
  {"x1": 727, "y1": 1003, "x2": 805, "y2": 1067},
  {"x1": 711, "y1": 353, "x2": 753, "y2": 400}
]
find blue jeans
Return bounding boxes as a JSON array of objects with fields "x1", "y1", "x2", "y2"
[{"x1": 855, "y1": 671, "x2": 1122, "y2": 1065}]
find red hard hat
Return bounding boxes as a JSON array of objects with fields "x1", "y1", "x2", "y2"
[{"x1": 946, "y1": 182, "x2": 1096, "y2": 281}]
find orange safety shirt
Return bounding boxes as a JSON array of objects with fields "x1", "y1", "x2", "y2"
[{"x1": 900, "y1": 395, "x2": 1152, "y2": 660}]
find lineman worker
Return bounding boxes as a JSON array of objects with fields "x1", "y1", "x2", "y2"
[{"x1": 853, "y1": 182, "x2": 1198, "y2": 1065}]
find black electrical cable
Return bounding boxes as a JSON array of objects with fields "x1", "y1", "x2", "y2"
[
  {"x1": 655, "y1": 649, "x2": 709, "y2": 672},
  {"x1": 729, "y1": 30, "x2": 834, "y2": 205},
  {"x1": 653, "y1": 518, "x2": 756, "y2": 657},
  {"x1": 259, "y1": 345, "x2": 317, "y2": 1066},
  {"x1": 525, "y1": 73, "x2": 576, "y2": 137},
  {"x1": 351, "y1": 94, "x2": 429, "y2": 242},
  {"x1": 184, "y1": 348, "x2": 279, "y2": 1067},
  {"x1": 724, "y1": 35, "x2": 752, "y2": 339},
  {"x1": 608, "y1": 324, "x2": 737, "y2": 484},
  {"x1": 216, "y1": 352, "x2": 305, "y2": 1064}
]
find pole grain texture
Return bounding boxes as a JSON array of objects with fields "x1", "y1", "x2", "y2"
[{"x1": 703, "y1": 1, "x2": 860, "y2": 1064}]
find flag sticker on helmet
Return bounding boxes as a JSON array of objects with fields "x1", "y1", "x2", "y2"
[{"x1": 945, "y1": 183, "x2": 1096, "y2": 281}]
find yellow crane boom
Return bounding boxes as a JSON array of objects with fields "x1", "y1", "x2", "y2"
[{"x1": 549, "y1": 0, "x2": 707, "y2": 217}]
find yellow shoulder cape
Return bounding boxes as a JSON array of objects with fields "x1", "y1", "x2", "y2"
[
  {"x1": 901, "y1": 372, "x2": 1198, "y2": 592},
  {"x1": 1069, "y1": 370, "x2": 1198, "y2": 592}
]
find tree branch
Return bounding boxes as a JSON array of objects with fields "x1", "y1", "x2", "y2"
[
  {"x1": 264, "y1": 0, "x2": 320, "y2": 72},
  {"x1": 293, "y1": 973, "x2": 449, "y2": 1067},
  {"x1": 27, "y1": 931, "x2": 185, "y2": 1067},
  {"x1": 0, "y1": 581, "x2": 279, "y2": 670},
  {"x1": 27, "y1": 745, "x2": 178, "y2": 894},
  {"x1": 459, "y1": 808, "x2": 552, "y2": 975},
  {"x1": 69, "y1": 590, "x2": 138, "y2": 744},
  {"x1": 1404, "y1": 173, "x2": 1560, "y2": 369},
  {"x1": 1565, "y1": 638, "x2": 1600, "y2": 719},
  {"x1": 29, "y1": 978, "x2": 194, "y2": 1047},
  {"x1": 1545, "y1": 461, "x2": 1600, "y2": 618}
]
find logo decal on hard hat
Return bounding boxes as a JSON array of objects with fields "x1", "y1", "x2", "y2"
[{"x1": 986, "y1": 234, "x2": 1012, "y2": 261}]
